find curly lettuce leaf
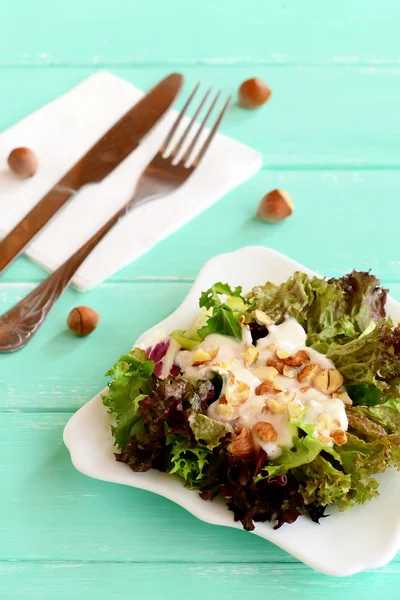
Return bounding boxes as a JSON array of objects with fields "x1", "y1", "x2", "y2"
[
  {"x1": 319, "y1": 322, "x2": 400, "y2": 392},
  {"x1": 350, "y1": 397, "x2": 400, "y2": 435},
  {"x1": 103, "y1": 349, "x2": 155, "y2": 450},
  {"x1": 104, "y1": 349, "x2": 154, "y2": 416},
  {"x1": 330, "y1": 270, "x2": 387, "y2": 330},
  {"x1": 249, "y1": 270, "x2": 387, "y2": 348},
  {"x1": 294, "y1": 454, "x2": 379, "y2": 510},
  {"x1": 250, "y1": 272, "x2": 315, "y2": 326},
  {"x1": 295, "y1": 404, "x2": 400, "y2": 509},
  {"x1": 345, "y1": 408, "x2": 400, "y2": 468},
  {"x1": 168, "y1": 437, "x2": 211, "y2": 488}
]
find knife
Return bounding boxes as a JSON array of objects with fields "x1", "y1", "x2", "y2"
[{"x1": 0, "y1": 73, "x2": 183, "y2": 276}]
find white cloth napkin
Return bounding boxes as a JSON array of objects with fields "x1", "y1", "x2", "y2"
[{"x1": 0, "y1": 72, "x2": 262, "y2": 291}]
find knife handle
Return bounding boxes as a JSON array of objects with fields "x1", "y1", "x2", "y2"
[
  {"x1": 0, "y1": 206, "x2": 125, "y2": 352},
  {"x1": 0, "y1": 185, "x2": 74, "y2": 276}
]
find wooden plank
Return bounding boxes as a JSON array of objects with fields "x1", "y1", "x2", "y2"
[
  {"x1": 0, "y1": 412, "x2": 299, "y2": 563},
  {"x1": 0, "y1": 561, "x2": 399, "y2": 600},
  {"x1": 2, "y1": 168, "x2": 400, "y2": 287},
  {"x1": 2, "y1": 66, "x2": 400, "y2": 167},
  {"x1": 1, "y1": 1, "x2": 400, "y2": 66}
]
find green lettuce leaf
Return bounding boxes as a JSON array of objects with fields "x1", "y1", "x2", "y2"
[
  {"x1": 197, "y1": 305, "x2": 242, "y2": 340},
  {"x1": 103, "y1": 349, "x2": 155, "y2": 450},
  {"x1": 344, "y1": 402, "x2": 400, "y2": 470},
  {"x1": 294, "y1": 454, "x2": 379, "y2": 510},
  {"x1": 260, "y1": 434, "x2": 324, "y2": 477},
  {"x1": 350, "y1": 398, "x2": 400, "y2": 435},
  {"x1": 321, "y1": 322, "x2": 400, "y2": 392},
  {"x1": 248, "y1": 270, "x2": 387, "y2": 348},
  {"x1": 336, "y1": 432, "x2": 393, "y2": 475},
  {"x1": 111, "y1": 394, "x2": 147, "y2": 451},
  {"x1": 168, "y1": 437, "x2": 211, "y2": 488},
  {"x1": 249, "y1": 272, "x2": 315, "y2": 326},
  {"x1": 257, "y1": 417, "x2": 339, "y2": 479},
  {"x1": 199, "y1": 282, "x2": 249, "y2": 312},
  {"x1": 197, "y1": 282, "x2": 251, "y2": 340},
  {"x1": 188, "y1": 412, "x2": 230, "y2": 450},
  {"x1": 345, "y1": 383, "x2": 383, "y2": 406}
]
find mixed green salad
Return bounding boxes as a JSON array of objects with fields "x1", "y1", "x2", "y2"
[{"x1": 103, "y1": 271, "x2": 400, "y2": 530}]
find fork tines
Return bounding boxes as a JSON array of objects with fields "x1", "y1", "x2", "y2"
[{"x1": 161, "y1": 84, "x2": 231, "y2": 167}]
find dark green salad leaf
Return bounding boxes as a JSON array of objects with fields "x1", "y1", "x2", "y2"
[
  {"x1": 197, "y1": 282, "x2": 251, "y2": 340},
  {"x1": 197, "y1": 304, "x2": 242, "y2": 340},
  {"x1": 345, "y1": 383, "x2": 383, "y2": 406},
  {"x1": 103, "y1": 269, "x2": 400, "y2": 531},
  {"x1": 199, "y1": 282, "x2": 247, "y2": 310}
]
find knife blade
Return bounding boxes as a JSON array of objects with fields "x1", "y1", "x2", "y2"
[{"x1": 0, "y1": 73, "x2": 183, "y2": 276}]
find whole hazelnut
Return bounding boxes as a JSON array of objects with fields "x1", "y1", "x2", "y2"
[
  {"x1": 67, "y1": 306, "x2": 100, "y2": 337},
  {"x1": 257, "y1": 189, "x2": 294, "y2": 223},
  {"x1": 7, "y1": 147, "x2": 39, "y2": 179},
  {"x1": 238, "y1": 78, "x2": 271, "y2": 109}
]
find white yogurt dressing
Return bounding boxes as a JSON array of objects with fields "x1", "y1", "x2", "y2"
[{"x1": 175, "y1": 318, "x2": 348, "y2": 460}]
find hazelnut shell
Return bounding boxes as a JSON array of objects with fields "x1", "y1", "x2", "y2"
[
  {"x1": 257, "y1": 189, "x2": 294, "y2": 223},
  {"x1": 7, "y1": 147, "x2": 39, "y2": 179},
  {"x1": 67, "y1": 306, "x2": 100, "y2": 337},
  {"x1": 238, "y1": 78, "x2": 272, "y2": 109}
]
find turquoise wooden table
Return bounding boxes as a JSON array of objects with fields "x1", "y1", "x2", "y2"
[{"x1": 1, "y1": 1, "x2": 400, "y2": 598}]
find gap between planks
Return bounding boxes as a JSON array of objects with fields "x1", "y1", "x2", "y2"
[{"x1": 2, "y1": 60, "x2": 400, "y2": 68}]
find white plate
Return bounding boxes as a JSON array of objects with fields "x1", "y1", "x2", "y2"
[{"x1": 64, "y1": 246, "x2": 400, "y2": 577}]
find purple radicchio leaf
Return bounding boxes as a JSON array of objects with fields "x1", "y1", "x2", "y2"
[{"x1": 146, "y1": 339, "x2": 171, "y2": 377}]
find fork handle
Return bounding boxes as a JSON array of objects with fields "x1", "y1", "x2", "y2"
[
  {"x1": 0, "y1": 172, "x2": 168, "y2": 353},
  {"x1": 0, "y1": 205, "x2": 127, "y2": 352}
]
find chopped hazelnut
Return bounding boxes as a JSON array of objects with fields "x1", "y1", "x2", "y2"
[
  {"x1": 252, "y1": 365, "x2": 279, "y2": 381},
  {"x1": 266, "y1": 358, "x2": 284, "y2": 374},
  {"x1": 283, "y1": 365, "x2": 297, "y2": 378},
  {"x1": 330, "y1": 429, "x2": 348, "y2": 446},
  {"x1": 312, "y1": 369, "x2": 344, "y2": 395},
  {"x1": 252, "y1": 421, "x2": 278, "y2": 442},
  {"x1": 254, "y1": 309, "x2": 274, "y2": 327},
  {"x1": 264, "y1": 398, "x2": 287, "y2": 415},
  {"x1": 298, "y1": 364, "x2": 319, "y2": 383},
  {"x1": 242, "y1": 344, "x2": 259, "y2": 367},
  {"x1": 255, "y1": 381, "x2": 274, "y2": 395},
  {"x1": 280, "y1": 350, "x2": 309, "y2": 367},
  {"x1": 226, "y1": 382, "x2": 251, "y2": 406},
  {"x1": 227, "y1": 427, "x2": 254, "y2": 458},
  {"x1": 192, "y1": 348, "x2": 212, "y2": 366}
]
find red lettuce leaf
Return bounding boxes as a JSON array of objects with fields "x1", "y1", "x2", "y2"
[{"x1": 197, "y1": 440, "x2": 326, "y2": 531}]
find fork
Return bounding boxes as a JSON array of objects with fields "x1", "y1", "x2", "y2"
[{"x1": 0, "y1": 85, "x2": 231, "y2": 352}]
